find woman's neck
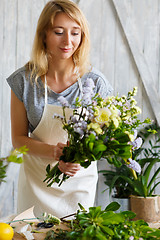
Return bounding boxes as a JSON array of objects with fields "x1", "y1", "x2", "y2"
[
  {"x1": 47, "y1": 58, "x2": 75, "y2": 81},
  {"x1": 44, "y1": 58, "x2": 78, "y2": 93}
]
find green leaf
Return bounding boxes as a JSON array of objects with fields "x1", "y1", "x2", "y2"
[
  {"x1": 88, "y1": 142, "x2": 94, "y2": 151},
  {"x1": 93, "y1": 144, "x2": 107, "y2": 155},
  {"x1": 105, "y1": 202, "x2": 120, "y2": 212},
  {"x1": 101, "y1": 212, "x2": 124, "y2": 225},
  {"x1": 96, "y1": 231, "x2": 108, "y2": 240},
  {"x1": 115, "y1": 132, "x2": 130, "y2": 143},
  {"x1": 78, "y1": 203, "x2": 86, "y2": 212},
  {"x1": 100, "y1": 225, "x2": 114, "y2": 236},
  {"x1": 88, "y1": 133, "x2": 96, "y2": 142},
  {"x1": 83, "y1": 225, "x2": 95, "y2": 237},
  {"x1": 120, "y1": 211, "x2": 136, "y2": 219}
]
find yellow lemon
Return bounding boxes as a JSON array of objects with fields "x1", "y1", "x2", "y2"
[{"x1": 0, "y1": 223, "x2": 14, "y2": 240}]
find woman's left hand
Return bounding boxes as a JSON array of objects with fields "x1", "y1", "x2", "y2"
[{"x1": 58, "y1": 160, "x2": 81, "y2": 176}]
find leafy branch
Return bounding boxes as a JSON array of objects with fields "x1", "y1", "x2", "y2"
[{"x1": 0, "y1": 146, "x2": 28, "y2": 183}]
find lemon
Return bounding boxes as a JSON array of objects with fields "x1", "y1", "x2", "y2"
[{"x1": 0, "y1": 223, "x2": 14, "y2": 240}]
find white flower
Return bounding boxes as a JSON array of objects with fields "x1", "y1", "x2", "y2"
[
  {"x1": 131, "y1": 137, "x2": 143, "y2": 150},
  {"x1": 127, "y1": 158, "x2": 141, "y2": 174}
]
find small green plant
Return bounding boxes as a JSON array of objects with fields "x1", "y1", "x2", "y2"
[
  {"x1": 44, "y1": 202, "x2": 160, "y2": 239},
  {"x1": 0, "y1": 146, "x2": 28, "y2": 183},
  {"x1": 100, "y1": 123, "x2": 160, "y2": 198}
]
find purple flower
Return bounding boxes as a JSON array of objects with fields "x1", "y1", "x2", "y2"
[
  {"x1": 58, "y1": 96, "x2": 69, "y2": 107},
  {"x1": 84, "y1": 78, "x2": 95, "y2": 89},
  {"x1": 127, "y1": 158, "x2": 141, "y2": 174},
  {"x1": 129, "y1": 237, "x2": 134, "y2": 240},
  {"x1": 74, "y1": 127, "x2": 84, "y2": 136},
  {"x1": 53, "y1": 113, "x2": 64, "y2": 120},
  {"x1": 82, "y1": 78, "x2": 95, "y2": 105}
]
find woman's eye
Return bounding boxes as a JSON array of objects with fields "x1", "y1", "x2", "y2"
[
  {"x1": 55, "y1": 32, "x2": 63, "y2": 35},
  {"x1": 72, "y1": 32, "x2": 79, "y2": 36}
]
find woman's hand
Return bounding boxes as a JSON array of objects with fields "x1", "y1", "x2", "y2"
[
  {"x1": 53, "y1": 142, "x2": 66, "y2": 161},
  {"x1": 58, "y1": 160, "x2": 81, "y2": 176}
]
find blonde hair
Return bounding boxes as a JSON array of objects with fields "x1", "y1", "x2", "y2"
[{"x1": 26, "y1": 0, "x2": 91, "y2": 81}]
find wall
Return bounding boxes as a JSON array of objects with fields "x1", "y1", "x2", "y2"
[{"x1": 0, "y1": 0, "x2": 159, "y2": 217}]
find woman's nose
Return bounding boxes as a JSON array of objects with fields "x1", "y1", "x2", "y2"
[{"x1": 63, "y1": 33, "x2": 71, "y2": 45}]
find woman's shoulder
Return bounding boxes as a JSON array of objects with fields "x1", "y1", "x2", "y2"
[
  {"x1": 82, "y1": 66, "x2": 113, "y2": 98},
  {"x1": 6, "y1": 66, "x2": 32, "y2": 102},
  {"x1": 83, "y1": 66, "x2": 111, "y2": 86},
  {"x1": 7, "y1": 66, "x2": 27, "y2": 80},
  {"x1": 88, "y1": 66, "x2": 107, "y2": 79}
]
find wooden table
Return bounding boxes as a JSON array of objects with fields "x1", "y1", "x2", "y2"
[{"x1": 1, "y1": 207, "x2": 68, "y2": 240}]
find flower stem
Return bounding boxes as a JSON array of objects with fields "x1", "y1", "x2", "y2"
[
  {"x1": 6, "y1": 217, "x2": 39, "y2": 224},
  {"x1": 131, "y1": 169, "x2": 137, "y2": 179}
]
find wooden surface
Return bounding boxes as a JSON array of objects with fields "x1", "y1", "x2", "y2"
[
  {"x1": 0, "y1": 0, "x2": 160, "y2": 218},
  {"x1": 8, "y1": 207, "x2": 69, "y2": 240}
]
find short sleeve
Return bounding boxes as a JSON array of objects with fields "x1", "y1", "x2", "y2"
[
  {"x1": 96, "y1": 76, "x2": 113, "y2": 99},
  {"x1": 6, "y1": 70, "x2": 24, "y2": 102}
]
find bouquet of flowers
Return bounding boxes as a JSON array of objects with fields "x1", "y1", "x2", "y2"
[{"x1": 44, "y1": 78, "x2": 150, "y2": 187}]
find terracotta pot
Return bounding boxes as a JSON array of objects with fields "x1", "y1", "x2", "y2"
[{"x1": 130, "y1": 195, "x2": 160, "y2": 222}]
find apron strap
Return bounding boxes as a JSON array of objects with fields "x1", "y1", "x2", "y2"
[
  {"x1": 44, "y1": 75, "x2": 48, "y2": 104},
  {"x1": 77, "y1": 77, "x2": 83, "y2": 97}
]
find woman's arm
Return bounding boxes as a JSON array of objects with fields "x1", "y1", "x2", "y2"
[
  {"x1": 10, "y1": 90, "x2": 63, "y2": 160},
  {"x1": 10, "y1": 90, "x2": 80, "y2": 176}
]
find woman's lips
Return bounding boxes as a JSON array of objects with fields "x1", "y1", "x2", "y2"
[{"x1": 60, "y1": 48, "x2": 72, "y2": 52}]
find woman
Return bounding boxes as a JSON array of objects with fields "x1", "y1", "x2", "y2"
[{"x1": 7, "y1": 0, "x2": 113, "y2": 218}]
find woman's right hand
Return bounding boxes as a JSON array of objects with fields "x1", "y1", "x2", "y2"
[{"x1": 53, "y1": 142, "x2": 66, "y2": 161}]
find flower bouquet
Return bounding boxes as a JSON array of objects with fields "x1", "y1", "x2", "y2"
[{"x1": 43, "y1": 78, "x2": 150, "y2": 187}]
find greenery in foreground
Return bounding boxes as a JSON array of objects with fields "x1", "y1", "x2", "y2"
[
  {"x1": 0, "y1": 146, "x2": 28, "y2": 183},
  {"x1": 45, "y1": 202, "x2": 160, "y2": 240}
]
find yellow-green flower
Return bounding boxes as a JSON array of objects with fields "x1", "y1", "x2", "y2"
[
  {"x1": 87, "y1": 123, "x2": 102, "y2": 135},
  {"x1": 132, "y1": 106, "x2": 142, "y2": 115},
  {"x1": 130, "y1": 96, "x2": 137, "y2": 106},
  {"x1": 95, "y1": 107, "x2": 111, "y2": 125},
  {"x1": 111, "y1": 117, "x2": 120, "y2": 128},
  {"x1": 94, "y1": 107, "x2": 100, "y2": 116},
  {"x1": 125, "y1": 131, "x2": 134, "y2": 142}
]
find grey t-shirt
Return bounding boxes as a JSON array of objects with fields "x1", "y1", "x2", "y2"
[{"x1": 7, "y1": 66, "x2": 113, "y2": 133}]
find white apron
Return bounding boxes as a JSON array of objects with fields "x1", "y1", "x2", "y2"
[{"x1": 17, "y1": 78, "x2": 98, "y2": 218}]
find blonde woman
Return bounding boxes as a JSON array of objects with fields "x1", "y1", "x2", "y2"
[{"x1": 7, "y1": 0, "x2": 113, "y2": 217}]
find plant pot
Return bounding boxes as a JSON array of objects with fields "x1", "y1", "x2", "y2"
[
  {"x1": 112, "y1": 197, "x2": 130, "y2": 212},
  {"x1": 130, "y1": 195, "x2": 160, "y2": 222}
]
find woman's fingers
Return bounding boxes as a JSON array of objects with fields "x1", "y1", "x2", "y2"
[
  {"x1": 58, "y1": 161, "x2": 81, "y2": 176},
  {"x1": 53, "y1": 142, "x2": 66, "y2": 161}
]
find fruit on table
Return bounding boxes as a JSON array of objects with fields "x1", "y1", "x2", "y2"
[{"x1": 0, "y1": 222, "x2": 14, "y2": 240}]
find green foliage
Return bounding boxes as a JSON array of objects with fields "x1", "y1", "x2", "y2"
[
  {"x1": 100, "y1": 123, "x2": 160, "y2": 198},
  {"x1": 0, "y1": 146, "x2": 28, "y2": 183},
  {"x1": 44, "y1": 202, "x2": 160, "y2": 239},
  {"x1": 0, "y1": 160, "x2": 7, "y2": 183}
]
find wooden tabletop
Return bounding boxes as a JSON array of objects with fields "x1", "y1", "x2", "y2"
[{"x1": 1, "y1": 207, "x2": 69, "y2": 240}]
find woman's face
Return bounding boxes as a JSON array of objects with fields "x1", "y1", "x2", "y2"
[{"x1": 45, "y1": 12, "x2": 82, "y2": 61}]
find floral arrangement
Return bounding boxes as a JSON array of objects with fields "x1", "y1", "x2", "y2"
[{"x1": 44, "y1": 78, "x2": 150, "y2": 187}]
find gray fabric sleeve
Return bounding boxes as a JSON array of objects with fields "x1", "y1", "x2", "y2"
[
  {"x1": 96, "y1": 76, "x2": 113, "y2": 99},
  {"x1": 6, "y1": 72, "x2": 24, "y2": 102}
]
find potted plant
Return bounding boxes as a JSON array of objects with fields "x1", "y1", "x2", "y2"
[{"x1": 100, "y1": 123, "x2": 160, "y2": 222}]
